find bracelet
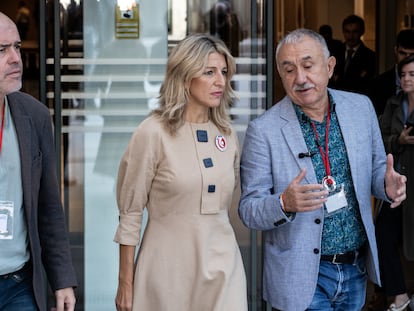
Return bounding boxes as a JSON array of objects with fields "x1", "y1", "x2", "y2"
[{"x1": 279, "y1": 193, "x2": 286, "y2": 212}]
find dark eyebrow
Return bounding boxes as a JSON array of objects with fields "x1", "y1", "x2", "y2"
[
  {"x1": 0, "y1": 42, "x2": 21, "y2": 48},
  {"x1": 281, "y1": 60, "x2": 294, "y2": 67},
  {"x1": 281, "y1": 55, "x2": 313, "y2": 67},
  {"x1": 205, "y1": 65, "x2": 228, "y2": 71}
]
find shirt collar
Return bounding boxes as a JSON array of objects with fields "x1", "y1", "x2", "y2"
[
  {"x1": 293, "y1": 92, "x2": 336, "y2": 124},
  {"x1": 346, "y1": 43, "x2": 361, "y2": 52}
]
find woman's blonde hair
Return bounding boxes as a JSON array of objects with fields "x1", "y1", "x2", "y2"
[{"x1": 151, "y1": 33, "x2": 237, "y2": 135}]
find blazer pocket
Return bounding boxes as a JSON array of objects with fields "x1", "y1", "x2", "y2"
[
  {"x1": 33, "y1": 150, "x2": 42, "y2": 163},
  {"x1": 32, "y1": 150, "x2": 42, "y2": 175}
]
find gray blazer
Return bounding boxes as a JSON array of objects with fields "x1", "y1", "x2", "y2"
[
  {"x1": 8, "y1": 92, "x2": 77, "y2": 311},
  {"x1": 239, "y1": 89, "x2": 387, "y2": 311}
]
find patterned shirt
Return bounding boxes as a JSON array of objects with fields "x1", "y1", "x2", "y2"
[{"x1": 293, "y1": 93, "x2": 367, "y2": 255}]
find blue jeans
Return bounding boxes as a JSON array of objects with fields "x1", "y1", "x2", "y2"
[
  {"x1": 0, "y1": 264, "x2": 38, "y2": 311},
  {"x1": 306, "y1": 256, "x2": 367, "y2": 311}
]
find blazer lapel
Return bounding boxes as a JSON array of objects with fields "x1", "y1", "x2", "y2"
[
  {"x1": 279, "y1": 99, "x2": 318, "y2": 184},
  {"x1": 333, "y1": 93, "x2": 359, "y2": 185}
]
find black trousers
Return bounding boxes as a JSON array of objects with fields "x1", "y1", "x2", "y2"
[{"x1": 375, "y1": 201, "x2": 406, "y2": 296}]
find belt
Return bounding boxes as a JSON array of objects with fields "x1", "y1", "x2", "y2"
[
  {"x1": 320, "y1": 249, "x2": 361, "y2": 265},
  {"x1": 0, "y1": 262, "x2": 31, "y2": 279}
]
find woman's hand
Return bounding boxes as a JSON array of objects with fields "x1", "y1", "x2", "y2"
[
  {"x1": 115, "y1": 244, "x2": 136, "y2": 311},
  {"x1": 115, "y1": 281, "x2": 134, "y2": 311},
  {"x1": 399, "y1": 125, "x2": 414, "y2": 145}
]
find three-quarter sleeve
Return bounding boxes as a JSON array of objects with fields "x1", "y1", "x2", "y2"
[{"x1": 114, "y1": 118, "x2": 160, "y2": 245}]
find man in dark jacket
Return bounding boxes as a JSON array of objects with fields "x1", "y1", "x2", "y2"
[
  {"x1": 367, "y1": 29, "x2": 414, "y2": 116},
  {"x1": 330, "y1": 14, "x2": 376, "y2": 95},
  {"x1": 0, "y1": 12, "x2": 77, "y2": 311}
]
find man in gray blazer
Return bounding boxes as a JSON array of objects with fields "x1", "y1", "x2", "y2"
[
  {"x1": 239, "y1": 28, "x2": 407, "y2": 311},
  {"x1": 0, "y1": 12, "x2": 77, "y2": 311}
]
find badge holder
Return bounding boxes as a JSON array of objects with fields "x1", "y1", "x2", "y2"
[
  {"x1": 0, "y1": 201, "x2": 14, "y2": 240},
  {"x1": 324, "y1": 182, "x2": 348, "y2": 217}
]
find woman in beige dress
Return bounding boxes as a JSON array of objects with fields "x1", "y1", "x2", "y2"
[{"x1": 114, "y1": 33, "x2": 247, "y2": 311}]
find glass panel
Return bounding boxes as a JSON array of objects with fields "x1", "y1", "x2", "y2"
[{"x1": 187, "y1": 1, "x2": 267, "y2": 309}]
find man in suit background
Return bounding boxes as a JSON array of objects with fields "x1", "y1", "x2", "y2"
[
  {"x1": 367, "y1": 29, "x2": 414, "y2": 116},
  {"x1": 318, "y1": 24, "x2": 343, "y2": 61},
  {"x1": 330, "y1": 14, "x2": 376, "y2": 95},
  {"x1": 238, "y1": 28, "x2": 406, "y2": 311},
  {"x1": 0, "y1": 12, "x2": 77, "y2": 311}
]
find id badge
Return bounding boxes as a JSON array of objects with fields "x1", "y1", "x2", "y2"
[
  {"x1": 0, "y1": 201, "x2": 14, "y2": 240},
  {"x1": 325, "y1": 184, "x2": 348, "y2": 215}
]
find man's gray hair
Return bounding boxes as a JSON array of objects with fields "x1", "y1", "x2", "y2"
[{"x1": 275, "y1": 28, "x2": 331, "y2": 70}]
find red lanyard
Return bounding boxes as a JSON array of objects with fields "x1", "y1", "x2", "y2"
[
  {"x1": 310, "y1": 104, "x2": 331, "y2": 177},
  {"x1": 0, "y1": 103, "x2": 5, "y2": 153}
]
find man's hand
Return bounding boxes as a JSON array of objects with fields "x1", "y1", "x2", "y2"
[
  {"x1": 282, "y1": 168, "x2": 329, "y2": 213},
  {"x1": 53, "y1": 287, "x2": 76, "y2": 311},
  {"x1": 385, "y1": 154, "x2": 407, "y2": 208}
]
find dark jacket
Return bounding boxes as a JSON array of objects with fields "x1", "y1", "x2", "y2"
[
  {"x1": 380, "y1": 92, "x2": 414, "y2": 259},
  {"x1": 367, "y1": 67, "x2": 398, "y2": 116},
  {"x1": 330, "y1": 41, "x2": 376, "y2": 95},
  {"x1": 8, "y1": 92, "x2": 77, "y2": 311}
]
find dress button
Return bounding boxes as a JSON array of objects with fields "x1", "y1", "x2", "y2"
[
  {"x1": 315, "y1": 218, "x2": 321, "y2": 224},
  {"x1": 313, "y1": 248, "x2": 319, "y2": 254}
]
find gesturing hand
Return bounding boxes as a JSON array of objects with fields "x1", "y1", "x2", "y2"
[
  {"x1": 384, "y1": 154, "x2": 407, "y2": 208},
  {"x1": 282, "y1": 168, "x2": 329, "y2": 213}
]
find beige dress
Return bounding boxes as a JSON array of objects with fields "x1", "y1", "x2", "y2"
[{"x1": 114, "y1": 115, "x2": 247, "y2": 311}]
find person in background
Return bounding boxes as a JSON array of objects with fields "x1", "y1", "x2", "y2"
[
  {"x1": 330, "y1": 14, "x2": 376, "y2": 95},
  {"x1": 238, "y1": 28, "x2": 406, "y2": 311},
  {"x1": 114, "y1": 33, "x2": 247, "y2": 311},
  {"x1": 318, "y1": 24, "x2": 343, "y2": 61},
  {"x1": 15, "y1": 1, "x2": 30, "y2": 40},
  {"x1": 370, "y1": 55, "x2": 414, "y2": 311},
  {"x1": 367, "y1": 29, "x2": 414, "y2": 117},
  {"x1": 208, "y1": 0, "x2": 243, "y2": 57},
  {"x1": 0, "y1": 12, "x2": 77, "y2": 311},
  {"x1": 366, "y1": 29, "x2": 414, "y2": 311}
]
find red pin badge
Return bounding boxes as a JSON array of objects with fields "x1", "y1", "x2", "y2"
[{"x1": 215, "y1": 135, "x2": 227, "y2": 152}]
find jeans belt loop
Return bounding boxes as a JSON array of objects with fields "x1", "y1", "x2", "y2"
[{"x1": 353, "y1": 249, "x2": 359, "y2": 265}]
